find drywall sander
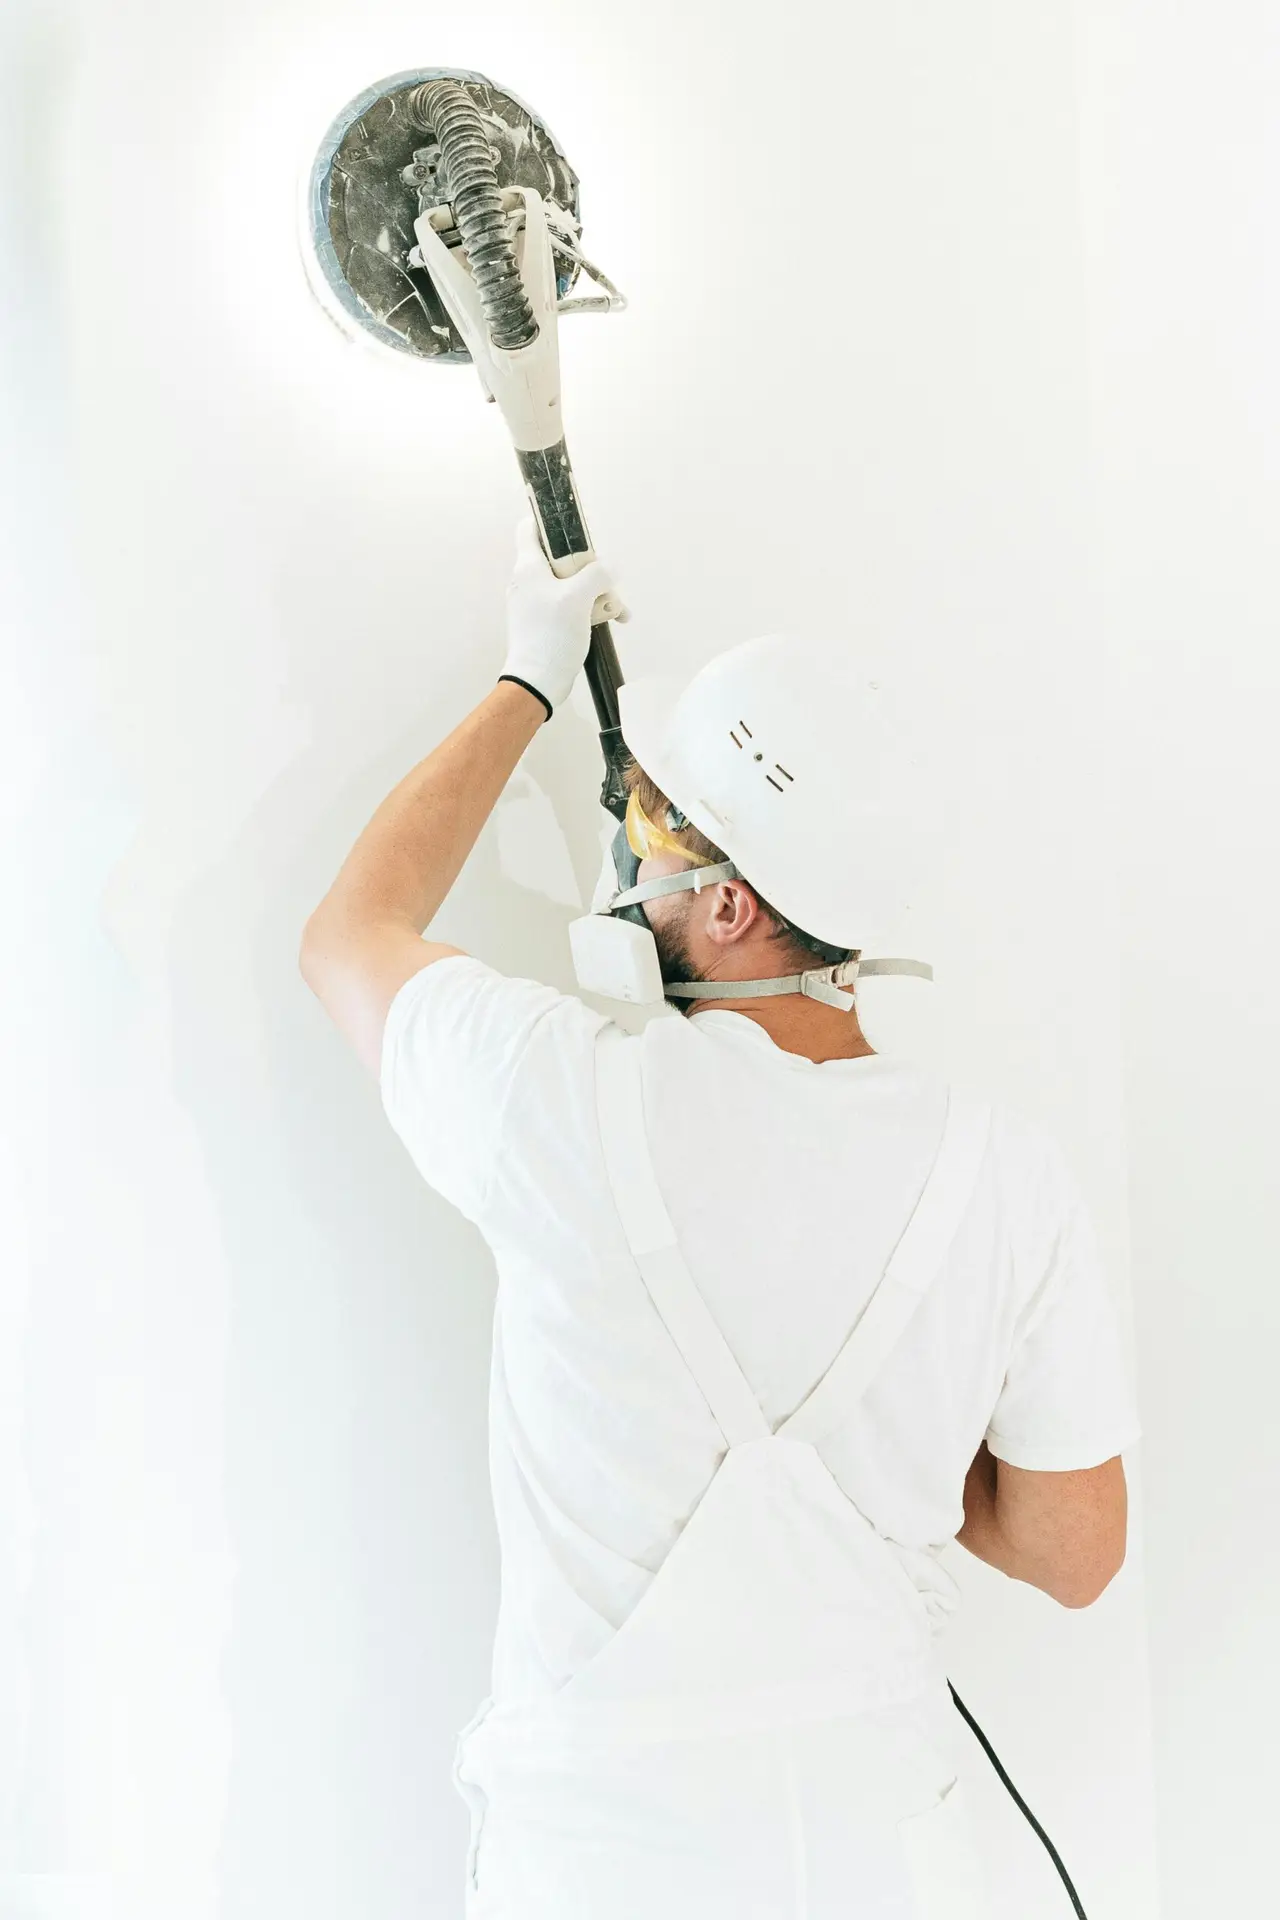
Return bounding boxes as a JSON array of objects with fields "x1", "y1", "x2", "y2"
[{"x1": 303, "y1": 67, "x2": 631, "y2": 818}]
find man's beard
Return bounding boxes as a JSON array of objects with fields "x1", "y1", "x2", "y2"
[{"x1": 648, "y1": 907, "x2": 709, "y2": 1015}]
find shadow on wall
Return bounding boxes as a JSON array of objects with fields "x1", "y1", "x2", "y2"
[{"x1": 163, "y1": 684, "x2": 617, "y2": 1911}]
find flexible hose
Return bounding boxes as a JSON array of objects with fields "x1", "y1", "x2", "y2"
[{"x1": 408, "y1": 80, "x2": 539, "y2": 351}]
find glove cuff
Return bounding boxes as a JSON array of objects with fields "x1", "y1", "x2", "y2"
[{"x1": 498, "y1": 673, "x2": 553, "y2": 722}]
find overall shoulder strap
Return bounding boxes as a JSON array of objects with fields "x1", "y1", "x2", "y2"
[
  {"x1": 775, "y1": 1092, "x2": 992, "y2": 1447},
  {"x1": 594, "y1": 1029, "x2": 771, "y2": 1448}
]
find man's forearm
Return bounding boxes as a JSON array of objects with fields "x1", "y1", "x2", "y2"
[{"x1": 307, "y1": 680, "x2": 545, "y2": 935}]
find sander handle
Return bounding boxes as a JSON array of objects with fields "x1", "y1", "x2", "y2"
[
  {"x1": 516, "y1": 455, "x2": 629, "y2": 819},
  {"x1": 413, "y1": 187, "x2": 629, "y2": 816}
]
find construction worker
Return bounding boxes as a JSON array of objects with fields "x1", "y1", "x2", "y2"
[{"x1": 300, "y1": 517, "x2": 1142, "y2": 1918}]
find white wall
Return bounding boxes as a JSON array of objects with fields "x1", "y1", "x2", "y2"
[
  {"x1": 1077, "y1": 3, "x2": 1280, "y2": 1915},
  {"x1": 2, "y1": 1, "x2": 1171, "y2": 1914}
]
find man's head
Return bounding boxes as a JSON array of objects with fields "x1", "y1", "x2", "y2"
[{"x1": 621, "y1": 756, "x2": 853, "y2": 1014}]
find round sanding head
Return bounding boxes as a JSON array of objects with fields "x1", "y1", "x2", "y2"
[{"x1": 302, "y1": 66, "x2": 582, "y2": 361}]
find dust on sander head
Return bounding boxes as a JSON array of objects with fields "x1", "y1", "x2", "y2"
[{"x1": 304, "y1": 67, "x2": 584, "y2": 360}]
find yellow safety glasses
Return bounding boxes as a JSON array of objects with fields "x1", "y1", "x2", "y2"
[{"x1": 624, "y1": 789, "x2": 720, "y2": 868}]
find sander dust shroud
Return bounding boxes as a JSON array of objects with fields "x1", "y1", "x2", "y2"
[{"x1": 302, "y1": 70, "x2": 1095, "y2": 1920}]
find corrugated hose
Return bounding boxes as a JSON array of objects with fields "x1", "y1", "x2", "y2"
[{"x1": 408, "y1": 79, "x2": 539, "y2": 352}]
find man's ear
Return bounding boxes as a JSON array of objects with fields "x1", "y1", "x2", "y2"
[{"x1": 703, "y1": 878, "x2": 757, "y2": 943}]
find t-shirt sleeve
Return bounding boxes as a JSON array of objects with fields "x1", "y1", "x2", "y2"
[
  {"x1": 378, "y1": 953, "x2": 575, "y2": 1227},
  {"x1": 985, "y1": 1132, "x2": 1143, "y2": 1472}
]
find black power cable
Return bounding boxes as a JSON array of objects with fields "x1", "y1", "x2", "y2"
[{"x1": 948, "y1": 1681, "x2": 1089, "y2": 1918}]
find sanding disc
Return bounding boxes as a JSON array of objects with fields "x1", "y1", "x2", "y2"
[{"x1": 303, "y1": 66, "x2": 582, "y2": 360}]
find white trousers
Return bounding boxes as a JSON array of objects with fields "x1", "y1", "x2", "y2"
[{"x1": 455, "y1": 1682, "x2": 991, "y2": 1919}]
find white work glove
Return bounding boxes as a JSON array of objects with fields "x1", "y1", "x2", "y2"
[{"x1": 499, "y1": 513, "x2": 629, "y2": 719}]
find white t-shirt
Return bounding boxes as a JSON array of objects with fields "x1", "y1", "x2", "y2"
[{"x1": 380, "y1": 955, "x2": 1142, "y2": 1703}]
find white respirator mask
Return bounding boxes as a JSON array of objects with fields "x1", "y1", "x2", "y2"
[{"x1": 566, "y1": 635, "x2": 941, "y2": 1055}]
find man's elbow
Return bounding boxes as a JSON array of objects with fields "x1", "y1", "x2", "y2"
[
  {"x1": 299, "y1": 911, "x2": 346, "y2": 996},
  {"x1": 299, "y1": 916, "x2": 322, "y2": 987},
  {"x1": 1055, "y1": 1545, "x2": 1128, "y2": 1610}
]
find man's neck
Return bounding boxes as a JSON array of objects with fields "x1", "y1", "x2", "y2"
[{"x1": 684, "y1": 996, "x2": 875, "y2": 1064}]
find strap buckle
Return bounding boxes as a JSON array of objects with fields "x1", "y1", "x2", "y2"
[{"x1": 798, "y1": 959, "x2": 859, "y2": 1010}]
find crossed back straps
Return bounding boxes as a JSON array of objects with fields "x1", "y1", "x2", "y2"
[{"x1": 594, "y1": 1030, "x2": 992, "y2": 1450}]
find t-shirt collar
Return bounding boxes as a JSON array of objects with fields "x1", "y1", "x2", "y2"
[{"x1": 685, "y1": 1008, "x2": 893, "y2": 1072}]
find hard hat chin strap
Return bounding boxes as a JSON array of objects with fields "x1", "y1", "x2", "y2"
[
  {"x1": 604, "y1": 864, "x2": 932, "y2": 1012},
  {"x1": 663, "y1": 954, "x2": 933, "y2": 1011},
  {"x1": 608, "y1": 860, "x2": 742, "y2": 912}
]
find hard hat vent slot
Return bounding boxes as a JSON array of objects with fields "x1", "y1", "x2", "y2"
[{"x1": 729, "y1": 719, "x2": 795, "y2": 793}]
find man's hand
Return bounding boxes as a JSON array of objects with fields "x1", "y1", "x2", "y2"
[
  {"x1": 499, "y1": 513, "x2": 628, "y2": 717},
  {"x1": 300, "y1": 514, "x2": 629, "y2": 1077}
]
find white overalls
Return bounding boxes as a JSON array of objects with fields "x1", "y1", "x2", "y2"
[{"x1": 451, "y1": 1027, "x2": 995, "y2": 1917}]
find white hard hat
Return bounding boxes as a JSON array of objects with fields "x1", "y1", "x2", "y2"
[{"x1": 617, "y1": 634, "x2": 934, "y2": 952}]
